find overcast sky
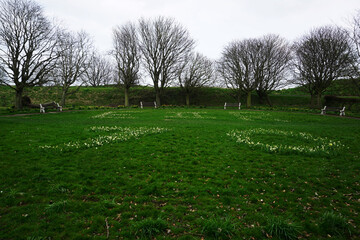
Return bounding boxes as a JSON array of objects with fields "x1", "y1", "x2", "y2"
[{"x1": 37, "y1": 0, "x2": 359, "y2": 60}]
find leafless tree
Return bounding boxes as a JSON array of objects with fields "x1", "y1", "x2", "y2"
[
  {"x1": 86, "y1": 51, "x2": 113, "y2": 87},
  {"x1": 218, "y1": 39, "x2": 261, "y2": 107},
  {"x1": 112, "y1": 22, "x2": 140, "y2": 106},
  {"x1": 255, "y1": 35, "x2": 292, "y2": 106},
  {"x1": 349, "y1": 11, "x2": 360, "y2": 95},
  {"x1": 0, "y1": 0, "x2": 59, "y2": 109},
  {"x1": 139, "y1": 16, "x2": 195, "y2": 105},
  {"x1": 55, "y1": 30, "x2": 92, "y2": 106},
  {"x1": 292, "y1": 26, "x2": 355, "y2": 107},
  {"x1": 217, "y1": 43, "x2": 243, "y2": 103},
  {"x1": 178, "y1": 52, "x2": 214, "y2": 106}
]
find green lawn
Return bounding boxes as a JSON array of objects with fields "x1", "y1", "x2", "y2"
[{"x1": 0, "y1": 109, "x2": 359, "y2": 239}]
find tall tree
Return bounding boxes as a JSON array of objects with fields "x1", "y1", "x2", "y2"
[
  {"x1": 178, "y1": 52, "x2": 214, "y2": 106},
  {"x1": 0, "y1": 0, "x2": 59, "y2": 109},
  {"x1": 292, "y1": 26, "x2": 355, "y2": 107},
  {"x1": 218, "y1": 39, "x2": 261, "y2": 107},
  {"x1": 55, "y1": 30, "x2": 92, "y2": 106},
  {"x1": 112, "y1": 22, "x2": 140, "y2": 106},
  {"x1": 139, "y1": 16, "x2": 195, "y2": 106},
  {"x1": 255, "y1": 35, "x2": 292, "y2": 106},
  {"x1": 217, "y1": 42, "x2": 244, "y2": 103}
]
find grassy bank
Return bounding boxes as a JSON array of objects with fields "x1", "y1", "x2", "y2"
[
  {"x1": 2, "y1": 82, "x2": 360, "y2": 115},
  {"x1": 0, "y1": 85, "x2": 312, "y2": 107}
]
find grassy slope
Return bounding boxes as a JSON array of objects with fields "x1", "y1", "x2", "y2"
[
  {"x1": 1, "y1": 78, "x2": 359, "y2": 113},
  {"x1": 0, "y1": 109, "x2": 359, "y2": 239},
  {"x1": 0, "y1": 85, "x2": 311, "y2": 107}
]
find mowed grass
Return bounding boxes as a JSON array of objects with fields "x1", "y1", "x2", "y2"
[{"x1": 0, "y1": 109, "x2": 359, "y2": 239}]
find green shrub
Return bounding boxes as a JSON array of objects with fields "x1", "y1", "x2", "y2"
[
  {"x1": 265, "y1": 216, "x2": 301, "y2": 240},
  {"x1": 319, "y1": 211, "x2": 352, "y2": 237}
]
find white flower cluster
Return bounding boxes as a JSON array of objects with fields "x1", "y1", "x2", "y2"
[
  {"x1": 227, "y1": 128, "x2": 345, "y2": 155},
  {"x1": 228, "y1": 112, "x2": 290, "y2": 123},
  {"x1": 40, "y1": 126, "x2": 168, "y2": 151},
  {"x1": 90, "y1": 126, "x2": 127, "y2": 132},
  {"x1": 165, "y1": 112, "x2": 215, "y2": 119},
  {"x1": 91, "y1": 112, "x2": 135, "y2": 119}
]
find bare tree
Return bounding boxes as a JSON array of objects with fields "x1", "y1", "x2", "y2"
[
  {"x1": 217, "y1": 43, "x2": 243, "y2": 103},
  {"x1": 178, "y1": 52, "x2": 214, "y2": 106},
  {"x1": 55, "y1": 30, "x2": 92, "y2": 106},
  {"x1": 349, "y1": 11, "x2": 360, "y2": 95},
  {"x1": 0, "y1": 0, "x2": 59, "y2": 109},
  {"x1": 112, "y1": 22, "x2": 140, "y2": 106},
  {"x1": 218, "y1": 39, "x2": 261, "y2": 107},
  {"x1": 139, "y1": 16, "x2": 195, "y2": 106},
  {"x1": 292, "y1": 26, "x2": 355, "y2": 107},
  {"x1": 86, "y1": 51, "x2": 113, "y2": 87},
  {"x1": 256, "y1": 35, "x2": 292, "y2": 106}
]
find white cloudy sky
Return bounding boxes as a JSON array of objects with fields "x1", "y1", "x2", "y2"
[{"x1": 37, "y1": 0, "x2": 359, "y2": 59}]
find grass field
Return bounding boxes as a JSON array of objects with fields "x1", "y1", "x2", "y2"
[{"x1": 0, "y1": 109, "x2": 359, "y2": 239}]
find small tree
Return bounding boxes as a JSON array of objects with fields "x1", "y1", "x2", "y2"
[
  {"x1": 178, "y1": 52, "x2": 214, "y2": 106},
  {"x1": 292, "y1": 26, "x2": 355, "y2": 107},
  {"x1": 0, "y1": 0, "x2": 59, "y2": 109},
  {"x1": 55, "y1": 30, "x2": 92, "y2": 106},
  {"x1": 112, "y1": 22, "x2": 140, "y2": 106},
  {"x1": 139, "y1": 16, "x2": 195, "y2": 106},
  {"x1": 86, "y1": 51, "x2": 113, "y2": 87}
]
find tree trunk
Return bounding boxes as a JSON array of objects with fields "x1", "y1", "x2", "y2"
[
  {"x1": 156, "y1": 91, "x2": 161, "y2": 106},
  {"x1": 265, "y1": 93, "x2": 272, "y2": 107},
  {"x1": 124, "y1": 88, "x2": 129, "y2": 107},
  {"x1": 61, "y1": 88, "x2": 67, "y2": 107},
  {"x1": 256, "y1": 90, "x2": 265, "y2": 104},
  {"x1": 246, "y1": 91, "x2": 252, "y2": 108},
  {"x1": 15, "y1": 87, "x2": 24, "y2": 110},
  {"x1": 310, "y1": 94, "x2": 317, "y2": 108},
  {"x1": 316, "y1": 93, "x2": 322, "y2": 108},
  {"x1": 185, "y1": 93, "x2": 190, "y2": 107}
]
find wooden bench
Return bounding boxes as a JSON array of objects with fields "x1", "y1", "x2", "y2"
[
  {"x1": 140, "y1": 101, "x2": 157, "y2": 109},
  {"x1": 224, "y1": 102, "x2": 241, "y2": 110},
  {"x1": 320, "y1": 106, "x2": 345, "y2": 116},
  {"x1": 41, "y1": 102, "x2": 62, "y2": 112},
  {"x1": 27, "y1": 102, "x2": 62, "y2": 113}
]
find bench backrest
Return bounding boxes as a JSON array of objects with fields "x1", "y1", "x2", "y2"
[
  {"x1": 140, "y1": 101, "x2": 157, "y2": 108},
  {"x1": 224, "y1": 102, "x2": 241, "y2": 109}
]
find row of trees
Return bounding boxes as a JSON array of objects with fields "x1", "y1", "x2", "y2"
[
  {"x1": 0, "y1": 0, "x2": 113, "y2": 108},
  {"x1": 114, "y1": 15, "x2": 360, "y2": 108},
  {"x1": 113, "y1": 17, "x2": 214, "y2": 107},
  {"x1": 1, "y1": 0, "x2": 360, "y2": 109}
]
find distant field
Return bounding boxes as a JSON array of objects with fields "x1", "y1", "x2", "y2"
[{"x1": 0, "y1": 109, "x2": 359, "y2": 239}]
